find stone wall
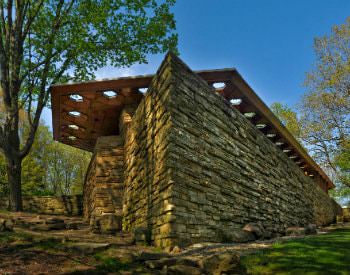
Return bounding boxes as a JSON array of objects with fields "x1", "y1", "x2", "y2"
[
  {"x1": 344, "y1": 207, "x2": 350, "y2": 222},
  {"x1": 122, "y1": 61, "x2": 175, "y2": 247},
  {"x1": 83, "y1": 136, "x2": 125, "y2": 232},
  {"x1": 122, "y1": 53, "x2": 341, "y2": 249},
  {"x1": 0, "y1": 195, "x2": 82, "y2": 215}
]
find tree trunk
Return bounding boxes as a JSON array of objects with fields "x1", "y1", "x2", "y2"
[{"x1": 5, "y1": 153, "x2": 23, "y2": 211}]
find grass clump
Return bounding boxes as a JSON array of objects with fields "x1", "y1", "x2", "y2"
[
  {"x1": 94, "y1": 253, "x2": 131, "y2": 272},
  {"x1": 0, "y1": 231, "x2": 34, "y2": 245}
]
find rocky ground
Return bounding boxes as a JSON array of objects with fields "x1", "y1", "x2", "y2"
[{"x1": 0, "y1": 211, "x2": 349, "y2": 275}]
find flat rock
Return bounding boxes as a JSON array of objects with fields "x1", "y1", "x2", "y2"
[
  {"x1": 305, "y1": 224, "x2": 317, "y2": 235},
  {"x1": 65, "y1": 221, "x2": 82, "y2": 230},
  {"x1": 145, "y1": 257, "x2": 177, "y2": 269},
  {"x1": 188, "y1": 242, "x2": 218, "y2": 249},
  {"x1": 286, "y1": 227, "x2": 306, "y2": 236},
  {"x1": 31, "y1": 222, "x2": 65, "y2": 231},
  {"x1": 1, "y1": 218, "x2": 14, "y2": 232},
  {"x1": 166, "y1": 264, "x2": 202, "y2": 275},
  {"x1": 0, "y1": 218, "x2": 14, "y2": 232},
  {"x1": 243, "y1": 223, "x2": 264, "y2": 239},
  {"x1": 145, "y1": 257, "x2": 198, "y2": 270},
  {"x1": 65, "y1": 242, "x2": 111, "y2": 254},
  {"x1": 137, "y1": 251, "x2": 170, "y2": 262},
  {"x1": 231, "y1": 230, "x2": 256, "y2": 243},
  {"x1": 92, "y1": 214, "x2": 122, "y2": 234},
  {"x1": 199, "y1": 252, "x2": 242, "y2": 275},
  {"x1": 132, "y1": 227, "x2": 151, "y2": 245},
  {"x1": 45, "y1": 218, "x2": 65, "y2": 224}
]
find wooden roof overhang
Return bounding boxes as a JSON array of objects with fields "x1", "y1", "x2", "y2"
[{"x1": 50, "y1": 69, "x2": 335, "y2": 190}]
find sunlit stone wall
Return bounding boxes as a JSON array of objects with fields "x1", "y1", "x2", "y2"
[
  {"x1": 123, "y1": 53, "x2": 341, "y2": 249},
  {"x1": 122, "y1": 58, "x2": 176, "y2": 248},
  {"x1": 0, "y1": 195, "x2": 82, "y2": 215},
  {"x1": 83, "y1": 136, "x2": 125, "y2": 232}
]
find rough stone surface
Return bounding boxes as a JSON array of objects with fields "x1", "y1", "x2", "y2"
[
  {"x1": 286, "y1": 227, "x2": 306, "y2": 236},
  {"x1": 199, "y1": 252, "x2": 242, "y2": 275},
  {"x1": 83, "y1": 136, "x2": 125, "y2": 232},
  {"x1": 166, "y1": 265, "x2": 202, "y2": 275},
  {"x1": 243, "y1": 223, "x2": 265, "y2": 239},
  {"x1": 91, "y1": 214, "x2": 122, "y2": 234},
  {"x1": 65, "y1": 242, "x2": 111, "y2": 255},
  {"x1": 81, "y1": 53, "x2": 342, "y2": 250},
  {"x1": 343, "y1": 207, "x2": 350, "y2": 222},
  {"x1": 0, "y1": 195, "x2": 82, "y2": 216},
  {"x1": 132, "y1": 227, "x2": 151, "y2": 245},
  {"x1": 230, "y1": 230, "x2": 256, "y2": 243},
  {"x1": 30, "y1": 218, "x2": 66, "y2": 231},
  {"x1": 122, "y1": 58, "x2": 177, "y2": 249},
  {"x1": 121, "y1": 53, "x2": 341, "y2": 249},
  {"x1": 305, "y1": 223, "x2": 317, "y2": 235},
  {"x1": 0, "y1": 218, "x2": 14, "y2": 232}
]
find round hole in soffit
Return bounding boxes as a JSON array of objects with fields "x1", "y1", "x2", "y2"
[
  {"x1": 212, "y1": 82, "x2": 226, "y2": 89},
  {"x1": 230, "y1": 98, "x2": 242, "y2": 105},
  {"x1": 139, "y1": 88, "x2": 148, "y2": 94},
  {"x1": 69, "y1": 94, "x2": 83, "y2": 102},
  {"x1": 244, "y1": 112, "x2": 255, "y2": 118},
  {"x1": 68, "y1": 111, "x2": 81, "y2": 117},
  {"x1": 256, "y1": 123, "x2": 266, "y2": 129},
  {"x1": 103, "y1": 90, "x2": 118, "y2": 98},
  {"x1": 68, "y1": 124, "x2": 79, "y2": 130}
]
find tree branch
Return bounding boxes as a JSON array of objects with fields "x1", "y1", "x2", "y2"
[
  {"x1": 22, "y1": 0, "x2": 45, "y2": 40},
  {"x1": 19, "y1": 0, "x2": 70, "y2": 159}
]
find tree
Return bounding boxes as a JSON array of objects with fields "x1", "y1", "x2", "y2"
[
  {"x1": 270, "y1": 102, "x2": 301, "y2": 138},
  {"x1": 44, "y1": 140, "x2": 91, "y2": 196},
  {"x1": 0, "y1": 0, "x2": 177, "y2": 210},
  {"x1": 270, "y1": 17, "x2": 350, "y2": 205},
  {"x1": 0, "y1": 121, "x2": 91, "y2": 201},
  {"x1": 302, "y1": 17, "x2": 350, "y2": 184},
  {"x1": 271, "y1": 101, "x2": 350, "y2": 205}
]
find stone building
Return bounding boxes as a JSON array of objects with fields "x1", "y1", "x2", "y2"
[{"x1": 51, "y1": 52, "x2": 341, "y2": 249}]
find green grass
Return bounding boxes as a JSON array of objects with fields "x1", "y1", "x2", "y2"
[
  {"x1": 241, "y1": 228, "x2": 350, "y2": 275},
  {"x1": 94, "y1": 252, "x2": 131, "y2": 272},
  {"x1": 0, "y1": 231, "x2": 65, "y2": 251},
  {"x1": 0, "y1": 231, "x2": 34, "y2": 244}
]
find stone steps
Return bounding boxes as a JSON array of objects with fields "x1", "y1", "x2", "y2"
[{"x1": 0, "y1": 213, "x2": 87, "y2": 232}]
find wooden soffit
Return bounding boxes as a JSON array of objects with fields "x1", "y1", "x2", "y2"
[{"x1": 50, "y1": 69, "x2": 334, "y2": 190}]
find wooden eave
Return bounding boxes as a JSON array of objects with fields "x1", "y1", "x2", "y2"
[{"x1": 50, "y1": 69, "x2": 335, "y2": 190}]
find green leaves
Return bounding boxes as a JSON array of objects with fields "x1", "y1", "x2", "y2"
[
  {"x1": 0, "y1": 0, "x2": 177, "y2": 207},
  {"x1": 272, "y1": 17, "x2": 350, "y2": 204},
  {"x1": 0, "y1": 122, "x2": 91, "y2": 197},
  {"x1": 271, "y1": 102, "x2": 301, "y2": 138}
]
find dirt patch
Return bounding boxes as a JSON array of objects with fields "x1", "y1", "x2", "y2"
[
  {"x1": 0, "y1": 248, "x2": 94, "y2": 275},
  {"x1": 1, "y1": 211, "x2": 349, "y2": 274}
]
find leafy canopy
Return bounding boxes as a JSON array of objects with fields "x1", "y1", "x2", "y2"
[
  {"x1": 270, "y1": 17, "x2": 350, "y2": 205},
  {"x1": 0, "y1": 0, "x2": 177, "y2": 157}
]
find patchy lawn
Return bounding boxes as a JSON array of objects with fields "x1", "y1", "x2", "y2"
[
  {"x1": 1, "y1": 223, "x2": 350, "y2": 274},
  {"x1": 241, "y1": 228, "x2": 350, "y2": 275},
  {"x1": 0, "y1": 230, "x2": 160, "y2": 274}
]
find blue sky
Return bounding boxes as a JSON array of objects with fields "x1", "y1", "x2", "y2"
[{"x1": 42, "y1": 0, "x2": 350, "y2": 127}]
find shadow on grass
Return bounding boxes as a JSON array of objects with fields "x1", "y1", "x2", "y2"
[
  {"x1": 241, "y1": 228, "x2": 350, "y2": 275},
  {"x1": 64, "y1": 258, "x2": 131, "y2": 275},
  {"x1": 0, "y1": 231, "x2": 66, "y2": 253}
]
